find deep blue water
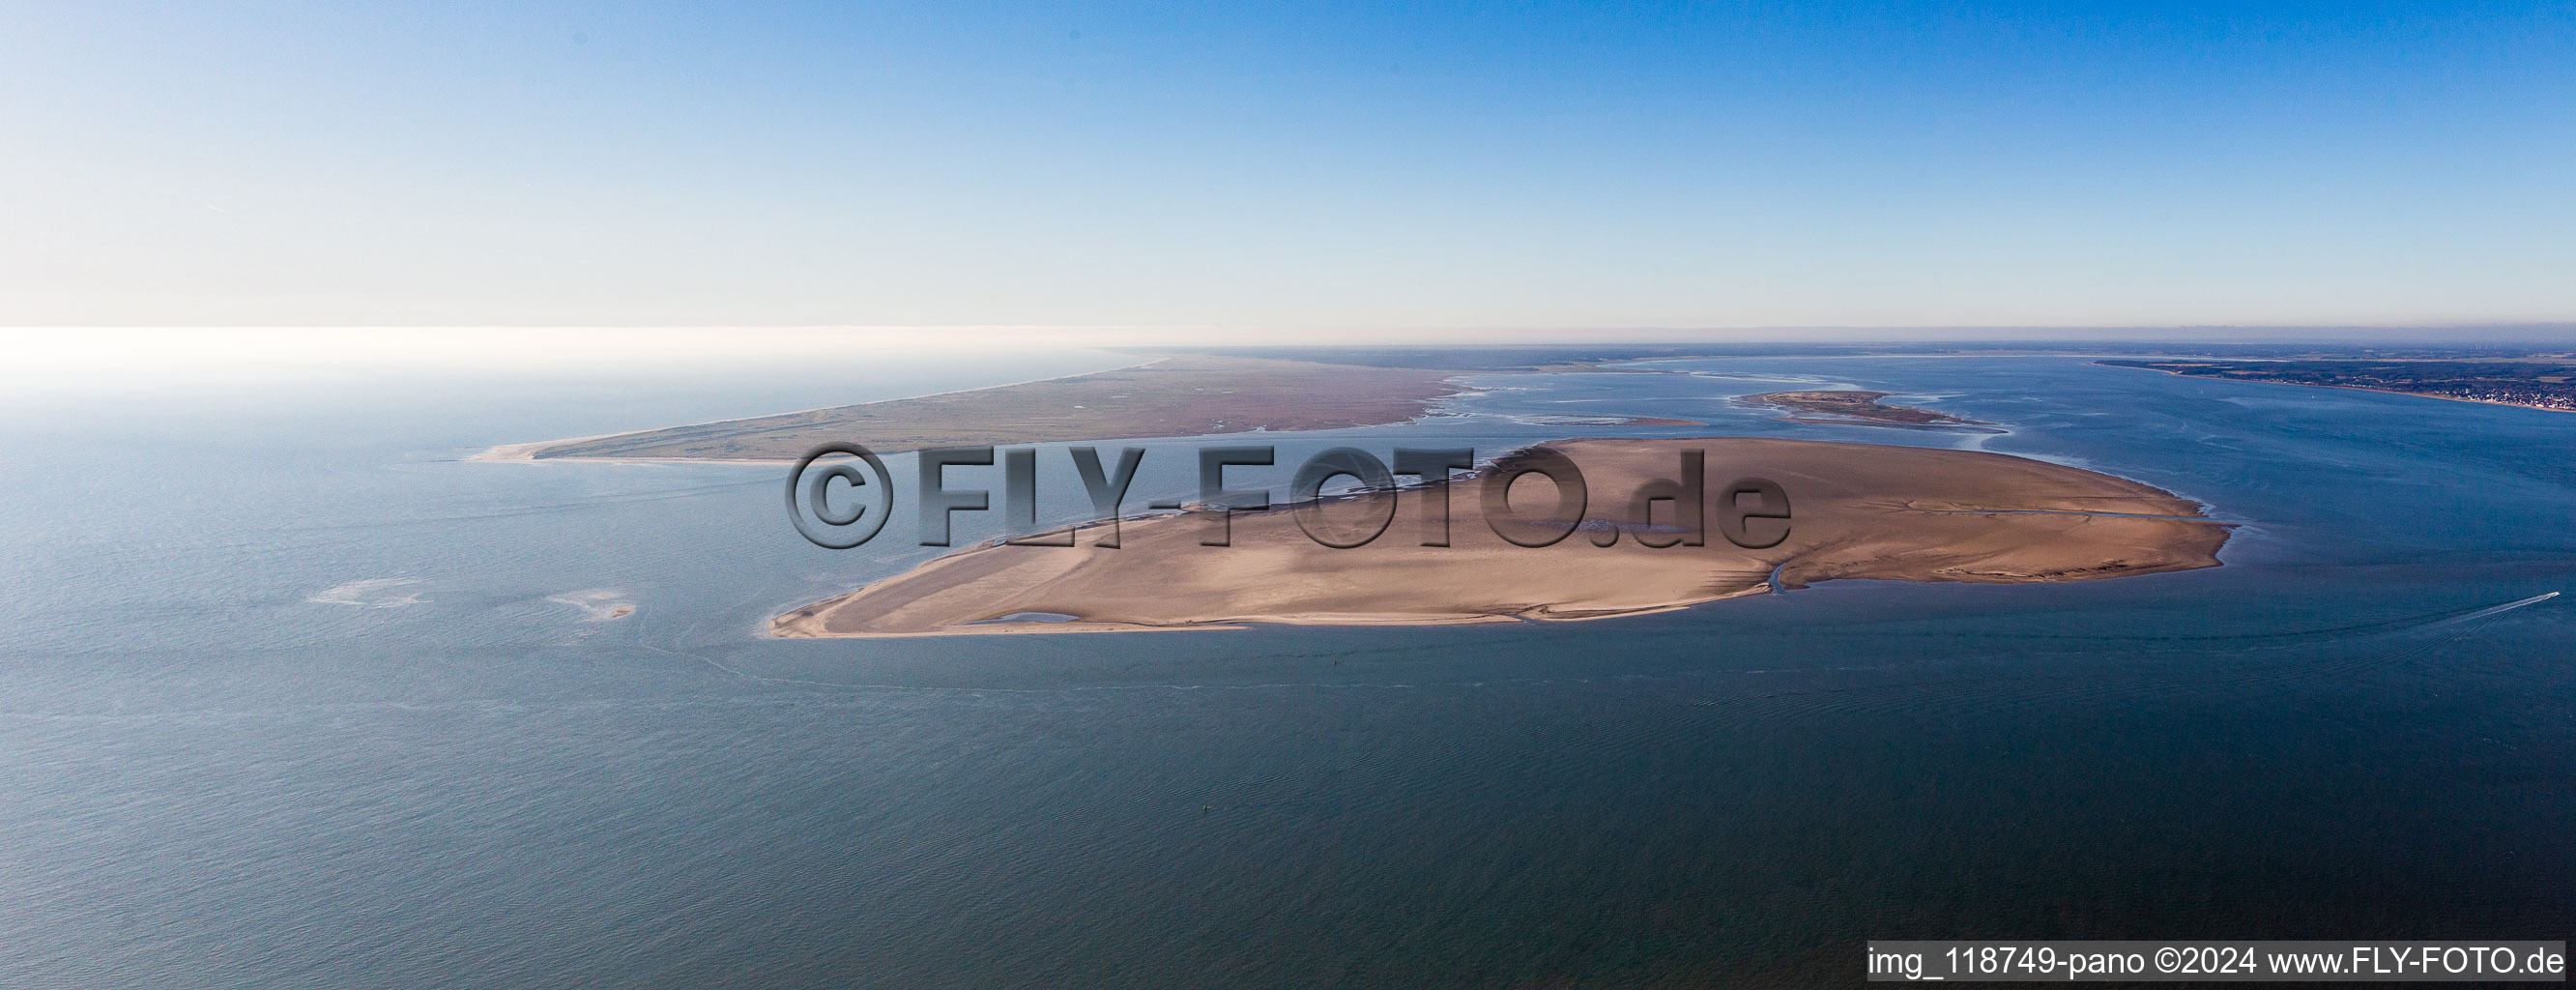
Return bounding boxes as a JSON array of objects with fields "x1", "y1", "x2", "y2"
[{"x1": 2, "y1": 353, "x2": 2569, "y2": 988}]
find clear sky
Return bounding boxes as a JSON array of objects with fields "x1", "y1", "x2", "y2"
[{"x1": 4, "y1": 1, "x2": 2570, "y2": 333}]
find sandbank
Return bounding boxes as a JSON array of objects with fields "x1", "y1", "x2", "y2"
[{"x1": 774, "y1": 437, "x2": 2230, "y2": 638}]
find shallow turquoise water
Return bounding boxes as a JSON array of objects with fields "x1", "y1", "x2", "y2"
[{"x1": 2, "y1": 354, "x2": 2568, "y2": 988}]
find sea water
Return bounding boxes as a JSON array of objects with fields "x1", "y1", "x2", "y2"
[{"x1": 2, "y1": 352, "x2": 2568, "y2": 988}]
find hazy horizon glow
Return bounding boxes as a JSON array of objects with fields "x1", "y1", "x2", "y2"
[{"x1": 6, "y1": 2, "x2": 2571, "y2": 332}]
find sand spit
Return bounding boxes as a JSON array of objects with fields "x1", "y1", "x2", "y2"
[{"x1": 308, "y1": 578, "x2": 427, "y2": 608}]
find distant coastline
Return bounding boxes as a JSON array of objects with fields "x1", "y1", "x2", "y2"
[{"x1": 2096, "y1": 359, "x2": 2576, "y2": 414}]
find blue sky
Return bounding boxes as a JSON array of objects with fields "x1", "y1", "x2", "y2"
[{"x1": 4, "y1": 1, "x2": 2570, "y2": 333}]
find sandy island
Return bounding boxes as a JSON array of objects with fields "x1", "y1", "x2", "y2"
[
  {"x1": 1742, "y1": 391, "x2": 1990, "y2": 425},
  {"x1": 775, "y1": 437, "x2": 2229, "y2": 638}
]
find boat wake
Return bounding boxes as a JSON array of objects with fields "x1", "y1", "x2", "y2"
[{"x1": 2424, "y1": 591, "x2": 2558, "y2": 628}]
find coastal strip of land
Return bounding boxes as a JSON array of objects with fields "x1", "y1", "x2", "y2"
[
  {"x1": 478, "y1": 355, "x2": 1473, "y2": 463},
  {"x1": 774, "y1": 437, "x2": 2230, "y2": 638},
  {"x1": 1741, "y1": 391, "x2": 1989, "y2": 425},
  {"x1": 2097, "y1": 359, "x2": 2576, "y2": 413}
]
